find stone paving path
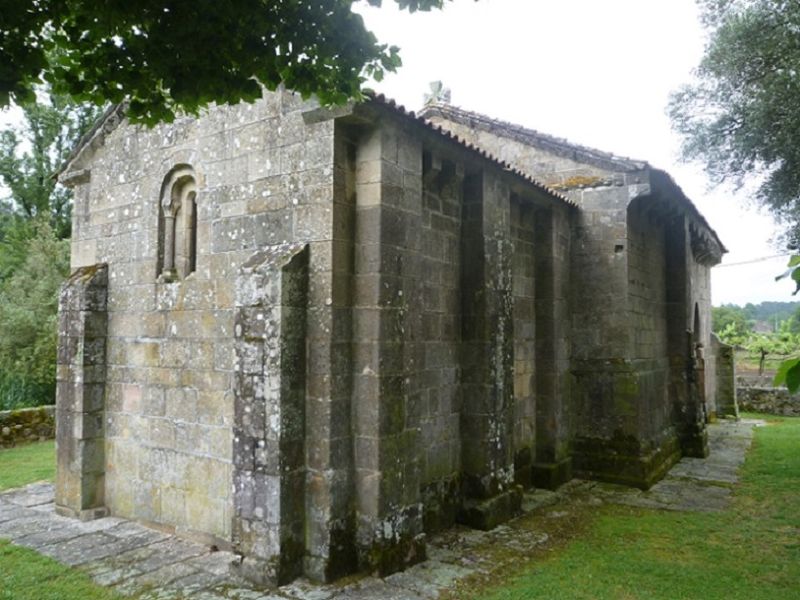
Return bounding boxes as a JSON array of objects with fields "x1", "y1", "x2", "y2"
[{"x1": 0, "y1": 419, "x2": 761, "y2": 599}]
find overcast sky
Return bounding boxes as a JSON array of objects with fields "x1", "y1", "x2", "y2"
[
  {"x1": 358, "y1": 0, "x2": 796, "y2": 306},
  {"x1": 1, "y1": 0, "x2": 794, "y2": 305}
]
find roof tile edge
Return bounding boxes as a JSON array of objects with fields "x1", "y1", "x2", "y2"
[{"x1": 365, "y1": 92, "x2": 574, "y2": 206}]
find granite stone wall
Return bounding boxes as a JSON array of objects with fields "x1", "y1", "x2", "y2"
[
  {"x1": 424, "y1": 107, "x2": 720, "y2": 489},
  {"x1": 55, "y1": 91, "x2": 728, "y2": 586},
  {"x1": 511, "y1": 198, "x2": 536, "y2": 489},
  {"x1": 532, "y1": 203, "x2": 573, "y2": 489},
  {"x1": 55, "y1": 263, "x2": 109, "y2": 520},
  {"x1": 418, "y1": 150, "x2": 464, "y2": 534},
  {"x1": 712, "y1": 335, "x2": 738, "y2": 418},
  {"x1": 61, "y1": 91, "x2": 337, "y2": 545},
  {"x1": 351, "y1": 121, "x2": 426, "y2": 574},
  {"x1": 232, "y1": 243, "x2": 309, "y2": 586}
]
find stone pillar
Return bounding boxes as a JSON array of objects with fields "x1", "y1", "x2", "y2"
[
  {"x1": 459, "y1": 171, "x2": 521, "y2": 530},
  {"x1": 682, "y1": 336, "x2": 710, "y2": 457},
  {"x1": 510, "y1": 198, "x2": 536, "y2": 490},
  {"x1": 232, "y1": 244, "x2": 308, "y2": 586},
  {"x1": 302, "y1": 125, "x2": 358, "y2": 583},
  {"x1": 666, "y1": 218, "x2": 709, "y2": 458},
  {"x1": 55, "y1": 264, "x2": 109, "y2": 521},
  {"x1": 532, "y1": 206, "x2": 573, "y2": 489},
  {"x1": 352, "y1": 125, "x2": 426, "y2": 576},
  {"x1": 712, "y1": 334, "x2": 738, "y2": 419}
]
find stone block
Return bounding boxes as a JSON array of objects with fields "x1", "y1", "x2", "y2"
[
  {"x1": 458, "y1": 486, "x2": 522, "y2": 531},
  {"x1": 532, "y1": 457, "x2": 574, "y2": 490}
]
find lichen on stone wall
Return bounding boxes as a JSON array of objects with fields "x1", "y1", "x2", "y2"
[{"x1": 550, "y1": 175, "x2": 610, "y2": 190}]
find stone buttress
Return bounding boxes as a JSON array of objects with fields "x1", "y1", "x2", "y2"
[
  {"x1": 55, "y1": 264, "x2": 109, "y2": 520},
  {"x1": 232, "y1": 244, "x2": 309, "y2": 585},
  {"x1": 422, "y1": 102, "x2": 726, "y2": 490}
]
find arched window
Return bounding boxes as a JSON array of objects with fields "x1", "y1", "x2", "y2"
[{"x1": 158, "y1": 166, "x2": 197, "y2": 281}]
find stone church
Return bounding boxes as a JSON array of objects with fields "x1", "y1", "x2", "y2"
[{"x1": 54, "y1": 89, "x2": 736, "y2": 586}]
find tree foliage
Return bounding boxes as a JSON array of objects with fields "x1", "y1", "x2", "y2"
[
  {"x1": 712, "y1": 304, "x2": 751, "y2": 339},
  {"x1": 741, "y1": 299, "x2": 800, "y2": 324},
  {"x1": 0, "y1": 220, "x2": 70, "y2": 409},
  {"x1": 772, "y1": 255, "x2": 800, "y2": 391},
  {"x1": 669, "y1": 0, "x2": 800, "y2": 245},
  {"x1": 1, "y1": 0, "x2": 459, "y2": 125},
  {"x1": 0, "y1": 90, "x2": 102, "y2": 239},
  {"x1": 0, "y1": 89, "x2": 100, "y2": 408},
  {"x1": 712, "y1": 298, "x2": 800, "y2": 379}
]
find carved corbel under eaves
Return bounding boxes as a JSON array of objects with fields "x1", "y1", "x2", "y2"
[{"x1": 59, "y1": 168, "x2": 91, "y2": 188}]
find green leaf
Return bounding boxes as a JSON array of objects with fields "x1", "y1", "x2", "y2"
[
  {"x1": 773, "y1": 358, "x2": 794, "y2": 387},
  {"x1": 0, "y1": 0, "x2": 463, "y2": 124},
  {"x1": 774, "y1": 357, "x2": 800, "y2": 391},
  {"x1": 669, "y1": 1, "x2": 800, "y2": 244},
  {"x1": 786, "y1": 361, "x2": 800, "y2": 393}
]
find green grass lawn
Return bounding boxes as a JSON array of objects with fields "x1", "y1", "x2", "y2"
[
  {"x1": 464, "y1": 414, "x2": 800, "y2": 600},
  {"x1": 0, "y1": 540, "x2": 124, "y2": 600},
  {"x1": 0, "y1": 440, "x2": 55, "y2": 492},
  {"x1": 0, "y1": 441, "x2": 124, "y2": 599},
  {"x1": 2, "y1": 419, "x2": 799, "y2": 600}
]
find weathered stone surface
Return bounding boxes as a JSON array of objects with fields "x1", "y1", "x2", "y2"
[
  {"x1": 51, "y1": 90, "x2": 733, "y2": 586},
  {"x1": 55, "y1": 264, "x2": 109, "y2": 521},
  {"x1": 425, "y1": 103, "x2": 726, "y2": 491},
  {"x1": 231, "y1": 244, "x2": 309, "y2": 586},
  {"x1": 712, "y1": 334, "x2": 738, "y2": 418}
]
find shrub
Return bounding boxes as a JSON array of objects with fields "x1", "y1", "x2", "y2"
[{"x1": 0, "y1": 220, "x2": 69, "y2": 409}]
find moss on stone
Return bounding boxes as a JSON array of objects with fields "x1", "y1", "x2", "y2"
[
  {"x1": 532, "y1": 457, "x2": 573, "y2": 490},
  {"x1": 573, "y1": 431, "x2": 681, "y2": 490},
  {"x1": 551, "y1": 175, "x2": 608, "y2": 190},
  {"x1": 458, "y1": 486, "x2": 523, "y2": 531},
  {"x1": 360, "y1": 531, "x2": 426, "y2": 577},
  {"x1": 422, "y1": 475, "x2": 462, "y2": 534}
]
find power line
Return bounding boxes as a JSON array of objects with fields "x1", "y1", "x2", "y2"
[{"x1": 716, "y1": 253, "x2": 792, "y2": 268}]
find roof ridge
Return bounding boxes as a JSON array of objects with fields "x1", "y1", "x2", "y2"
[
  {"x1": 419, "y1": 102, "x2": 648, "y2": 172},
  {"x1": 365, "y1": 92, "x2": 573, "y2": 206}
]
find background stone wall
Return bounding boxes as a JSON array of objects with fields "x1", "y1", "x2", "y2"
[
  {"x1": 0, "y1": 406, "x2": 55, "y2": 448},
  {"x1": 737, "y1": 387, "x2": 800, "y2": 417}
]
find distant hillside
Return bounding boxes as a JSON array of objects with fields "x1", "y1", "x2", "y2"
[
  {"x1": 742, "y1": 301, "x2": 800, "y2": 324},
  {"x1": 713, "y1": 301, "x2": 800, "y2": 335}
]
